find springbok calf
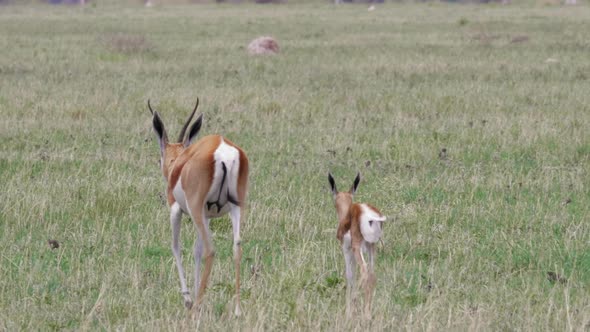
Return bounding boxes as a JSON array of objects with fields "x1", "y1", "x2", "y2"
[
  {"x1": 149, "y1": 100, "x2": 248, "y2": 316},
  {"x1": 328, "y1": 172, "x2": 386, "y2": 318}
]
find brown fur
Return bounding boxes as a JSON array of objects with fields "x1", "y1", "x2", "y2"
[
  {"x1": 162, "y1": 143, "x2": 184, "y2": 182},
  {"x1": 335, "y1": 192, "x2": 353, "y2": 242},
  {"x1": 168, "y1": 135, "x2": 221, "y2": 206},
  {"x1": 348, "y1": 204, "x2": 365, "y2": 249}
]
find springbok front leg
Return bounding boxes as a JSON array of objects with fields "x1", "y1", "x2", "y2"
[
  {"x1": 342, "y1": 234, "x2": 355, "y2": 317},
  {"x1": 170, "y1": 203, "x2": 192, "y2": 309},
  {"x1": 230, "y1": 204, "x2": 242, "y2": 316}
]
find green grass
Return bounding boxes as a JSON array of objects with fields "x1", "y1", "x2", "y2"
[{"x1": 1, "y1": 2, "x2": 589, "y2": 330}]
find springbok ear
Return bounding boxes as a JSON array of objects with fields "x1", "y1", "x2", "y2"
[
  {"x1": 152, "y1": 111, "x2": 168, "y2": 153},
  {"x1": 350, "y1": 172, "x2": 361, "y2": 195},
  {"x1": 184, "y1": 113, "x2": 203, "y2": 147},
  {"x1": 328, "y1": 172, "x2": 337, "y2": 195}
]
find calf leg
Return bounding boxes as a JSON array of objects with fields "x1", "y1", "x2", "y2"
[
  {"x1": 363, "y1": 243, "x2": 377, "y2": 319},
  {"x1": 342, "y1": 239, "x2": 355, "y2": 317},
  {"x1": 353, "y1": 244, "x2": 372, "y2": 319}
]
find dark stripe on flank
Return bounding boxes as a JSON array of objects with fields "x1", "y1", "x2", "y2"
[{"x1": 206, "y1": 162, "x2": 240, "y2": 212}]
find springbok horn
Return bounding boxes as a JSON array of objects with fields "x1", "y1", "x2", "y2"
[
  {"x1": 177, "y1": 98, "x2": 200, "y2": 142},
  {"x1": 148, "y1": 99, "x2": 155, "y2": 116}
]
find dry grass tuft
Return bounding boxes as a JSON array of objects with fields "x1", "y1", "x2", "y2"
[
  {"x1": 103, "y1": 33, "x2": 152, "y2": 54},
  {"x1": 471, "y1": 33, "x2": 501, "y2": 44},
  {"x1": 510, "y1": 35, "x2": 530, "y2": 43}
]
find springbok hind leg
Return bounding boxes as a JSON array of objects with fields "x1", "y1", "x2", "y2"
[
  {"x1": 194, "y1": 209, "x2": 215, "y2": 309},
  {"x1": 230, "y1": 204, "x2": 242, "y2": 316},
  {"x1": 192, "y1": 228, "x2": 204, "y2": 306},
  {"x1": 186, "y1": 194, "x2": 214, "y2": 316},
  {"x1": 170, "y1": 203, "x2": 192, "y2": 309}
]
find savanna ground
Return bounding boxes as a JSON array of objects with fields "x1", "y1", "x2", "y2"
[{"x1": 1, "y1": 1, "x2": 589, "y2": 330}]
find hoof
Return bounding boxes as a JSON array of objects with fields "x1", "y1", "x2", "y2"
[
  {"x1": 234, "y1": 305, "x2": 242, "y2": 317},
  {"x1": 184, "y1": 298, "x2": 193, "y2": 310}
]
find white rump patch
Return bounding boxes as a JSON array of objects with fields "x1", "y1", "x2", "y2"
[
  {"x1": 205, "y1": 139, "x2": 240, "y2": 218},
  {"x1": 359, "y1": 204, "x2": 386, "y2": 243}
]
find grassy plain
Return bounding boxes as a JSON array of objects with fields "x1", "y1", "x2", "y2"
[{"x1": 1, "y1": 2, "x2": 589, "y2": 330}]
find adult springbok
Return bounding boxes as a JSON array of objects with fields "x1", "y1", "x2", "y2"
[
  {"x1": 149, "y1": 99, "x2": 248, "y2": 316},
  {"x1": 328, "y1": 172, "x2": 386, "y2": 318}
]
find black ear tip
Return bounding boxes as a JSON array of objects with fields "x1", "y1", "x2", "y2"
[
  {"x1": 351, "y1": 172, "x2": 361, "y2": 193},
  {"x1": 189, "y1": 117, "x2": 202, "y2": 132},
  {"x1": 152, "y1": 114, "x2": 161, "y2": 127},
  {"x1": 193, "y1": 114, "x2": 203, "y2": 130},
  {"x1": 328, "y1": 172, "x2": 336, "y2": 190}
]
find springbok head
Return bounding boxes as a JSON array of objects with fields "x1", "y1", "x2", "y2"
[
  {"x1": 149, "y1": 99, "x2": 203, "y2": 180},
  {"x1": 328, "y1": 172, "x2": 361, "y2": 220}
]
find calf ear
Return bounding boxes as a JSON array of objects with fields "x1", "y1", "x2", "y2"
[
  {"x1": 184, "y1": 114, "x2": 203, "y2": 147},
  {"x1": 350, "y1": 172, "x2": 361, "y2": 195},
  {"x1": 328, "y1": 172, "x2": 337, "y2": 196}
]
